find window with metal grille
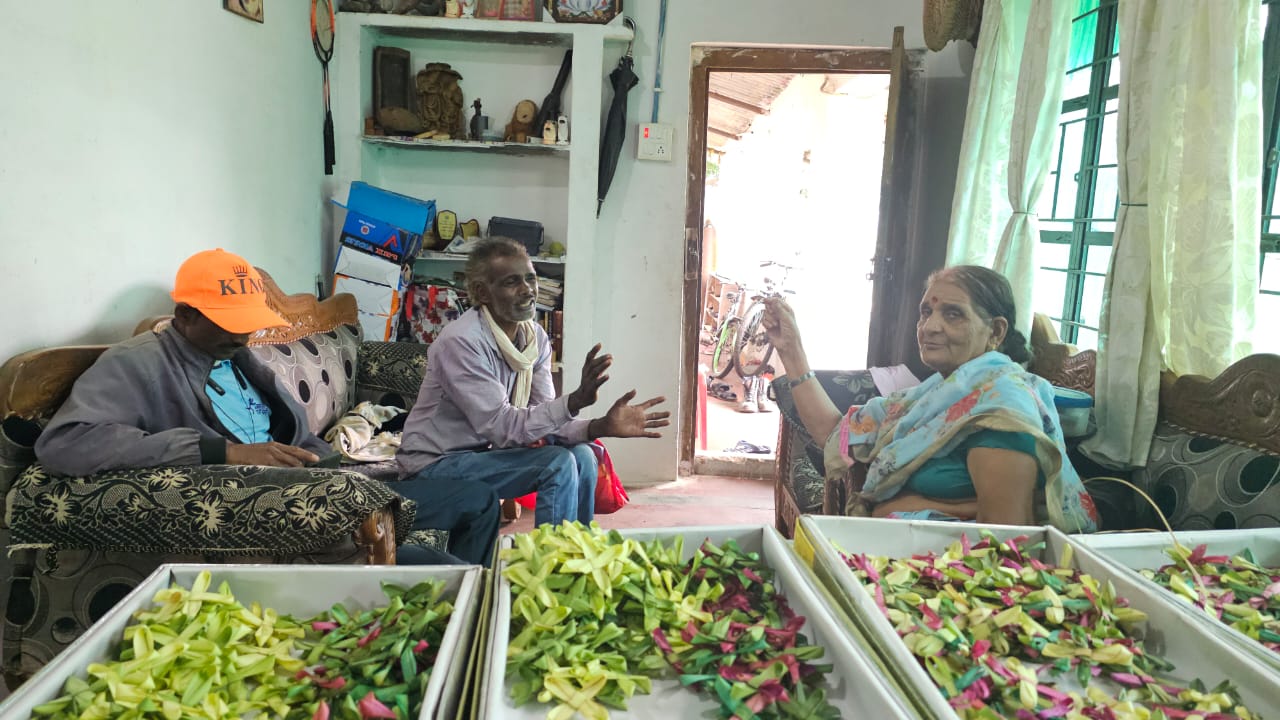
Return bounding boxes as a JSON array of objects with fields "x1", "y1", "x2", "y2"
[{"x1": 1032, "y1": 0, "x2": 1119, "y2": 351}]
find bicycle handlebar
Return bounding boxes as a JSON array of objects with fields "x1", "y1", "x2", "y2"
[{"x1": 759, "y1": 260, "x2": 797, "y2": 271}]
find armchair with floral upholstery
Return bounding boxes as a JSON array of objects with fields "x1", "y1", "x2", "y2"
[{"x1": 0, "y1": 270, "x2": 443, "y2": 690}]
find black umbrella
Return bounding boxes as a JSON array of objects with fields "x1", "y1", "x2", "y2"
[{"x1": 598, "y1": 18, "x2": 639, "y2": 217}]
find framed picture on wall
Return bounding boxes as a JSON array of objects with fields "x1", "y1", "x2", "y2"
[
  {"x1": 499, "y1": 0, "x2": 540, "y2": 21},
  {"x1": 224, "y1": 0, "x2": 264, "y2": 23}
]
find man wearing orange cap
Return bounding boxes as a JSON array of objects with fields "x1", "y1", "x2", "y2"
[{"x1": 35, "y1": 249, "x2": 499, "y2": 565}]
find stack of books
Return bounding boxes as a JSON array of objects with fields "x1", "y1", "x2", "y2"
[{"x1": 535, "y1": 275, "x2": 563, "y2": 311}]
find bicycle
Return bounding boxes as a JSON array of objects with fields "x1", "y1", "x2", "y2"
[
  {"x1": 705, "y1": 279, "x2": 745, "y2": 380},
  {"x1": 704, "y1": 261, "x2": 796, "y2": 380}
]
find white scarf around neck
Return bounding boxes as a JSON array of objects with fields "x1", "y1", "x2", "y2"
[{"x1": 480, "y1": 305, "x2": 539, "y2": 408}]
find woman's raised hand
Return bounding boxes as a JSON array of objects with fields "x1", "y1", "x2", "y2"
[{"x1": 761, "y1": 296, "x2": 804, "y2": 358}]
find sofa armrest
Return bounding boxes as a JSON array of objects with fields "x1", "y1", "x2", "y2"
[
  {"x1": 356, "y1": 342, "x2": 430, "y2": 405},
  {"x1": 355, "y1": 507, "x2": 397, "y2": 564},
  {"x1": 772, "y1": 369, "x2": 880, "y2": 536},
  {"x1": 6, "y1": 463, "x2": 414, "y2": 557},
  {"x1": 771, "y1": 369, "x2": 880, "y2": 474}
]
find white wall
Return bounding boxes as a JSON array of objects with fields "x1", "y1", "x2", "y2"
[
  {"x1": 0, "y1": 1, "x2": 971, "y2": 488},
  {"x1": 590, "y1": 1, "x2": 975, "y2": 484},
  {"x1": 0, "y1": 1, "x2": 325, "y2": 361}
]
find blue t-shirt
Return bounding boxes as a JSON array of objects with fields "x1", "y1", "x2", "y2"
[
  {"x1": 204, "y1": 360, "x2": 273, "y2": 444},
  {"x1": 903, "y1": 430, "x2": 1043, "y2": 499}
]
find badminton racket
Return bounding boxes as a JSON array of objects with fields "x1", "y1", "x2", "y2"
[{"x1": 312, "y1": 0, "x2": 336, "y2": 175}]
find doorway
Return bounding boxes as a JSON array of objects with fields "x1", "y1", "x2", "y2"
[
  {"x1": 698, "y1": 71, "x2": 890, "y2": 474},
  {"x1": 680, "y1": 36, "x2": 927, "y2": 477}
]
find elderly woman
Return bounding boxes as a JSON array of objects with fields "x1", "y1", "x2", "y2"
[{"x1": 762, "y1": 265, "x2": 1097, "y2": 532}]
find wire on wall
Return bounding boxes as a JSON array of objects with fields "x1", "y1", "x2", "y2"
[{"x1": 651, "y1": 0, "x2": 668, "y2": 123}]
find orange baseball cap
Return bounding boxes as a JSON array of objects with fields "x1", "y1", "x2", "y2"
[{"x1": 170, "y1": 249, "x2": 287, "y2": 334}]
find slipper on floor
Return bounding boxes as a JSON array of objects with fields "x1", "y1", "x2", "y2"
[
  {"x1": 709, "y1": 385, "x2": 738, "y2": 402},
  {"x1": 725, "y1": 440, "x2": 772, "y2": 454}
]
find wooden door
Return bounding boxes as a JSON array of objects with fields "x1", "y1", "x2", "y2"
[
  {"x1": 865, "y1": 27, "x2": 931, "y2": 378},
  {"x1": 679, "y1": 44, "x2": 907, "y2": 469}
]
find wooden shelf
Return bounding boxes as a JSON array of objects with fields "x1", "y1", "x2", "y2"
[
  {"x1": 348, "y1": 12, "x2": 635, "y2": 45},
  {"x1": 364, "y1": 136, "x2": 570, "y2": 156},
  {"x1": 416, "y1": 251, "x2": 566, "y2": 265}
]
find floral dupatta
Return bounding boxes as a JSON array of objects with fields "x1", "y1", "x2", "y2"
[{"x1": 822, "y1": 351, "x2": 1098, "y2": 533}]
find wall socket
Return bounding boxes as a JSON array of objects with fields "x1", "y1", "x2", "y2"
[{"x1": 637, "y1": 123, "x2": 674, "y2": 162}]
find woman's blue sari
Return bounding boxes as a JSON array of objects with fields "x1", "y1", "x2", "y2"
[{"x1": 823, "y1": 351, "x2": 1098, "y2": 533}]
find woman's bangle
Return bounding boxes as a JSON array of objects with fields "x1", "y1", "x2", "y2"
[{"x1": 785, "y1": 370, "x2": 816, "y2": 389}]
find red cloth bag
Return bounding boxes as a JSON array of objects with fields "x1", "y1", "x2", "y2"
[{"x1": 515, "y1": 440, "x2": 629, "y2": 514}]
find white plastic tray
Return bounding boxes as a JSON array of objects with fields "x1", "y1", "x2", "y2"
[
  {"x1": 0, "y1": 564, "x2": 484, "y2": 720},
  {"x1": 1070, "y1": 528, "x2": 1280, "y2": 675},
  {"x1": 794, "y1": 516, "x2": 1280, "y2": 719},
  {"x1": 479, "y1": 524, "x2": 920, "y2": 719}
]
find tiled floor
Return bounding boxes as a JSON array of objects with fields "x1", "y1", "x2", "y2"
[{"x1": 501, "y1": 473, "x2": 775, "y2": 534}]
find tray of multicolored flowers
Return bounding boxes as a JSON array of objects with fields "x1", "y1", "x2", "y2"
[
  {"x1": 1070, "y1": 528, "x2": 1280, "y2": 677},
  {"x1": 479, "y1": 522, "x2": 923, "y2": 719},
  {"x1": 0, "y1": 564, "x2": 484, "y2": 720},
  {"x1": 793, "y1": 516, "x2": 1279, "y2": 720}
]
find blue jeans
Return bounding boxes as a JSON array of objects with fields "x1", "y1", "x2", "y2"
[
  {"x1": 412, "y1": 444, "x2": 598, "y2": 527},
  {"x1": 388, "y1": 475, "x2": 500, "y2": 567}
]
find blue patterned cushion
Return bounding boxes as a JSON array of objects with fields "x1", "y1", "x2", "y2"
[{"x1": 249, "y1": 324, "x2": 361, "y2": 435}]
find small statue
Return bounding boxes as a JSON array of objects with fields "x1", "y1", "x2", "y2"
[
  {"x1": 556, "y1": 113, "x2": 570, "y2": 145},
  {"x1": 444, "y1": 0, "x2": 461, "y2": 17},
  {"x1": 469, "y1": 98, "x2": 484, "y2": 141},
  {"x1": 504, "y1": 99, "x2": 538, "y2": 143},
  {"x1": 415, "y1": 62, "x2": 465, "y2": 139},
  {"x1": 461, "y1": 0, "x2": 476, "y2": 17},
  {"x1": 542, "y1": 119, "x2": 557, "y2": 145}
]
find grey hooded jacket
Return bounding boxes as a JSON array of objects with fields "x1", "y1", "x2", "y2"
[{"x1": 34, "y1": 326, "x2": 329, "y2": 477}]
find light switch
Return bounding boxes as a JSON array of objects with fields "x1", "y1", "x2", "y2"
[{"x1": 637, "y1": 123, "x2": 674, "y2": 162}]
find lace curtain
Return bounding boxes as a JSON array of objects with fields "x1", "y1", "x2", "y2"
[
  {"x1": 945, "y1": 0, "x2": 1073, "y2": 337},
  {"x1": 1084, "y1": 0, "x2": 1261, "y2": 468}
]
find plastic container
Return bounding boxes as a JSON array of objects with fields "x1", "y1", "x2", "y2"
[
  {"x1": 792, "y1": 516, "x2": 1280, "y2": 718},
  {"x1": 0, "y1": 564, "x2": 484, "y2": 720},
  {"x1": 1053, "y1": 386, "x2": 1093, "y2": 437},
  {"x1": 479, "y1": 525, "x2": 921, "y2": 719}
]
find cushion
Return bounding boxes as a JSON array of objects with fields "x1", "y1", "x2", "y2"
[
  {"x1": 1133, "y1": 421, "x2": 1280, "y2": 529},
  {"x1": 357, "y1": 341, "x2": 430, "y2": 405},
  {"x1": 249, "y1": 324, "x2": 361, "y2": 435},
  {"x1": 6, "y1": 462, "x2": 415, "y2": 556}
]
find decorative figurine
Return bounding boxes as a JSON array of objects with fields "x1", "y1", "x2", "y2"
[
  {"x1": 504, "y1": 99, "x2": 538, "y2": 143},
  {"x1": 461, "y1": 0, "x2": 476, "y2": 17},
  {"x1": 444, "y1": 0, "x2": 461, "y2": 17},
  {"x1": 415, "y1": 62, "x2": 466, "y2": 139},
  {"x1": 470, "y1": 98, "x2": 485, "y2": 141},
  {"x1": 556, "y1": 112, "x2": 570, "y2": 144},
  {"x1": 542, "y1": 119, "x2": 558, "y2": 145}
]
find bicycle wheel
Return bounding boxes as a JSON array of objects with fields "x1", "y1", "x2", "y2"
[
  {"x1": 734, "y1": 302, "x2": 774, "y2": 377},
  {"x1": 709, "y1": 317, "x2": 740, "y2": 379}
]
